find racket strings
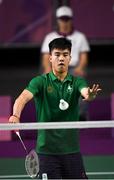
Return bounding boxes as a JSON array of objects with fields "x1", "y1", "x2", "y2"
[
  {"x1": 15, "y1": 131, "x2": 39, "y2": 178},
  {"x1": 25, "y1": 150, "x2": 39, "y2": 178}
]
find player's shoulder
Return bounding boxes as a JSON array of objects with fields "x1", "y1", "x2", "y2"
[
  {"x1": 44, "y1": 31, "x2": 59, "y2": 39},
  {"x1": 40, "y1": 73, "x2": 51, "y2": 81}
]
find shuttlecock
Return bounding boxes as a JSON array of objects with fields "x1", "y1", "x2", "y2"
[{"x1": 59, "y1": 99, "x2": 69, "y2": 110}]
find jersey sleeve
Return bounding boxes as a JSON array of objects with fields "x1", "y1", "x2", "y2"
[
  {"x1": 79, "y1": 34, "x2": 90, "y2": 52},
  {"x1": 76, "y1": 77, "x2": 88, "y2": 92},
  {"x1": 26, "y1": 76, "x2": 43, "y2": 96}
]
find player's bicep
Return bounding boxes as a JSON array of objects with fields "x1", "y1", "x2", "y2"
[{"x1": 26, "y1": 77, "x2": 41, "y2": 96}]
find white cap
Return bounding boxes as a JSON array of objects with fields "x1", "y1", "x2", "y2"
[{"x1": 56, "y1": 6, "x2": 73, "y2": 18}]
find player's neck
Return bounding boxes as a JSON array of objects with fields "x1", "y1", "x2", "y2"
[
  {"x1": 53, "y1": 70, "x2": 67, "y2": 81},
  {"x1": 58, "y1": 27, "x2": 73, "y2": 36}
]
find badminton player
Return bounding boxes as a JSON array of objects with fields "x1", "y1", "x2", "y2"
[{"x1": 9, "y1": 38, "x2": 101, "y2": 179}]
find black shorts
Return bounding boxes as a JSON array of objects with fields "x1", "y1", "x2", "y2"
[{"x1": 38, "y1": 152, "x2": 88, "y2": 179}]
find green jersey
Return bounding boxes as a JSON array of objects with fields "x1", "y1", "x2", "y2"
[{"x1": 26, "y1": 71, "x2": 87, "y2": 154}]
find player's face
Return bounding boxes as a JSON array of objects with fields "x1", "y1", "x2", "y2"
[
  {"x1": 57, "y1": 18, "x2": 72, "y2": 32},
  {"x1": 49, "y1": 48, "x2": 71, "y2": 73}
]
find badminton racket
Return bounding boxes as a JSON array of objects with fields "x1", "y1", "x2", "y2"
[{"x1": 15, "y1": 130, "x2": 39, "y2": 178}]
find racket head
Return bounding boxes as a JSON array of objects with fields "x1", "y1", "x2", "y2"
[{"x1": 25, "y1": 149, "x2": 39, "y2": 178}]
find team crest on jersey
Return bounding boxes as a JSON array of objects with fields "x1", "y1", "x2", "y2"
[
  {"x1": 67, "y1": 85, "x2": 73, "y2": 94},
  {"x1": 47, "y1": 86, "x2": 53, "y2": 93}
]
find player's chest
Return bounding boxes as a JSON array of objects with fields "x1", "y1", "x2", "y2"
[{"x1": 45, "y1": 81, "x2": 75, "y2": 100}]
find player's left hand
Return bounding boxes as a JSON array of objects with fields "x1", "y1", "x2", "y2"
[{"x1": 83, "y1": 84, "x2": 102, "y2": 101}]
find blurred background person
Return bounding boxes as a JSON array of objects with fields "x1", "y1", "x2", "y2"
[
  {"x1": 41, "y1": 5, "x2": 90, "y2": 121},
  {"x1": 41, "y1": 6, "x2": 90, "y2": 76}
]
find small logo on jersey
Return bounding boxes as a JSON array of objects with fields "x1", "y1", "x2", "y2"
[
  {"x1": 47, "y1": 86, "x2": 53, "y2": 93},
  {"x1": 67, "y1": 85, "x2": 73, "y2": 94}
]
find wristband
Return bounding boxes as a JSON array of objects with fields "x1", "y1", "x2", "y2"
[{"x1": 12, "y1": 114, "x2": 20, "y2": 119}]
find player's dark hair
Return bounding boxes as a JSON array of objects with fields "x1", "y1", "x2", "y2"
[{"x1": 49, "y1": 37, "x2": 72, "y2": 53}]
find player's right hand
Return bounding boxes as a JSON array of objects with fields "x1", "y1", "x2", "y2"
[{"x1": 9, "y1": 115, "x2": 20, "y2": 123}]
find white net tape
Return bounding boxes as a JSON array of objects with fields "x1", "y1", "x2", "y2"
[{"x1": 0, "y1": 121, "x2": 114, "y2": 130}]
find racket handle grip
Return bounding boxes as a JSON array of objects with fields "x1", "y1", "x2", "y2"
[
  {"x1": 13, "y1": 130, "x2": 20, "y2": 137},
  {"x1": 42, "y1": 173, "x2": 48, "y2": 180},
  {"x1": 14, "y1": 129, "x2": 19, "y2": 133}
]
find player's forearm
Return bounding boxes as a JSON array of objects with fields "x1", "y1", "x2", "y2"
[
  {"x1": 13, "y1": 96, "x2": 27, "y2": 119},
  {"x1": 9, "y1": 90, "x2": 33, "y2": 123},
  {"x1": 9, "y1": 97, "x2": 28, "y2": 123}
]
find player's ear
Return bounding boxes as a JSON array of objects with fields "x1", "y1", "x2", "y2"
[{"x1": 49, "y1": 54, "x2": 52, "y2": 62}]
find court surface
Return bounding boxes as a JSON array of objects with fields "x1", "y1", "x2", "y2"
[{"x1": 0, "y1": 155, "x2": 114, "y2": 179}]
